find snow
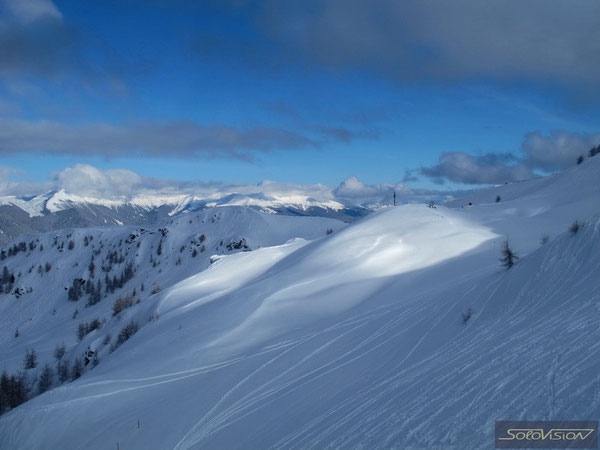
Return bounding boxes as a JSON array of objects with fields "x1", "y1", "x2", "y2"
[
  {"x1": 0, "y1": 194, "x2": 48, "y2": 217},
  {"x1": 0, "y1": 157, "x2": 599, "y2": 448},
  {"x1": 0, "y1": 177, "x2": 458, "y2": 219},
  {"x1": 45, "y1": 189, "x2": 125, "y2": 213},
  {"x1": 2, "y1": 188, "x2": 348, "y2": 218}
]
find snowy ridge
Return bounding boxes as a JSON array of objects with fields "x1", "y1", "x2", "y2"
[
  {"x1": 0, "y1": 190, "x2": 197, "y2": 216},
  {"x1": 0, "y1": 188, "x2": 348, "y2": 218},
  {"x1": 0, "y1": 194, "x2": 49, "y2": 217}
]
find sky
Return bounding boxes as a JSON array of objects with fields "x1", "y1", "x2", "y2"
[{"x1": 1, "y1": 0, "x2": 600, "y2": 198}]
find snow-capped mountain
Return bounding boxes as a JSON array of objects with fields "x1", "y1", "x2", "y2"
[
  {"x1": 0, "y1": 175, "x2": 467, "y2": 245},
  {"x1": 0, "y1": 188, "x2": 367, "y2": 246},
  {"x1": 0, "y1": 189, "x2": 350, "y2": 218},
  {"x1": 0, "y1": 156, "x2": 599, "y2": 448}
]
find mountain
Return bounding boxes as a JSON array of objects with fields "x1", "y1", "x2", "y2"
[
  {"x1": 0, "y1": 156, "x2": 599, "y2": 448},
  {"x1": 0, "y1": 189, "x2": 369, "y2": 246},
  {"x1": 0, "y1": 175, "x2": 471, "y2": 245}
]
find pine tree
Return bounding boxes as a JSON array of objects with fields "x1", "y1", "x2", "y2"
[
  {"x1": 105, "y1": 274, "x2": 112, "y2": 293},
  {"x1": 0, "y1": 371, "x2": 7, "y2": 414},
  {"x1": 499, "y1": 238, "x2": 518, "y2": 269},
  {"x1": 88, "y1": 256, "x2": 95, "y2": 278},
  {"x1": 57, "y1": 359, "x2": 70, "y2": 383},
  {"x1": 68, "y1": 279, "x2": 82, "y2": 301},
  {"x1": 13, "y1": 371, "x2": 29, "y2": 407},
  {"x1": 115, "y1": 321, "x2": 139, "y2": 348},
  {"x1": 53, "y1": 343, "x2": 66, "y2": 360},
  {"x1": 38, "y1": 364, "x2": 54, "y2": 394},
  {"x1": 4, "y1": 371, "x2": 29, "y2": 408},
  {"x1": 87, "y1": 279, "x2": 102, "y2": 306},
  {"x1": 23, "y1": 348, "x2": 38, "y2": 370},
  {"x1": 94, "y1": 280, "x2": 102, "y2": 303},
  {"x1": 71, "y1": 358, "x2": 83, "y2": 380},
  {"x1": 462, "y1": 307, "x2": 472, "y2": 324},
  {"x1": 569, "y1": 220, "x2": 580, "y2": 235}
]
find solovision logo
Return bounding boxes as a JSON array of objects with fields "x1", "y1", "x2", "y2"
[{"x1": 495, "y1": 421, "x2": 598, "y2": 448}]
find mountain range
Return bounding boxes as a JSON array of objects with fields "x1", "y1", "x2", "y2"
[{"x1": 0, "y1": 177, "x2": 466, "y2": 245}]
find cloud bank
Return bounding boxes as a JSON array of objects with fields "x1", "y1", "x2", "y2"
[
  {"x1": 420, "y1": 153, "x2": 533, "y2": 185},
  {"x1": 418, "y1": 130, "x2": 600, "y2": 185},
  {"x1": 522, "y1": 131, "x2": 600, "y2": 172},
  {"x1": 0, "y1": 118, "x2": 378, "y2": 160},
  {"x1": 0, "y1": 164, "x2": 456, "y2": 208},
  {"x1": 239, "y1": 0, "x2": 600, "y2": 92}
]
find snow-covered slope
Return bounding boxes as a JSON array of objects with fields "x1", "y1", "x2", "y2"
[
  {"x1": 0, "y1": 157, "x2": 599, "y2": 449},
  {"x1": 445, "y1": 155, "x2": 600, "y2": 251},
  {"x1": 0, "y1": 206, "x2": 345, "y2": 374}
]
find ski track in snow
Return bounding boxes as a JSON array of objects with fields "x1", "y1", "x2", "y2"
[{"x1": 175, "y1": 272, "x2": 498, "y2": 448}]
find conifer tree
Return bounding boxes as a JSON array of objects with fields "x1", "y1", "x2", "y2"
[{"x1": 499, "y1": 238, "x2": 518, "y2": 269}]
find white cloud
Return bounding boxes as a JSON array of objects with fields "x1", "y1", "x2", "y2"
[
  {"x1": 522, "y1": 131, "x2": 600, "y2": 172},
  {"x1": 418, "y1": 130, "x2": 600, "y2": 185},
  {"x1": 0, "y1": 164, "x2": 455, "y2": 208},
  {"x1": 420, "y1": 152, "x2": 534, "y2": 185},
  {"x1": 53, "y1": 165, "x2": 144, "y2": 198}
]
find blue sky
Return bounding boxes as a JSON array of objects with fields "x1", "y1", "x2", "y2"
[{"x1": 1, "y1": 0, "x2": 600, "y2": 194}]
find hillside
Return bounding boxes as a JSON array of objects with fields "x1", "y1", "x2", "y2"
[
  {"x1": 0, "y1": 157, "x2": 599, "y2": 448},
  {"x1": 0, "y1": 206, "x2": 345, "y2": 375}
]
